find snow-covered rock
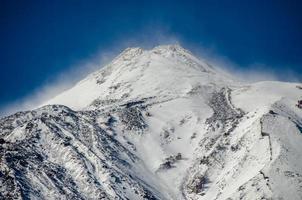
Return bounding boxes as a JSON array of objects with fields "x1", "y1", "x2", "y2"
[{"x1": 1, "y1": 44, "x2": 302, "y2": 200}]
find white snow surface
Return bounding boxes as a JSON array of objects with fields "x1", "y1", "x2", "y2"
[{"x1": 1, "y1": 44, "x2": 302, "y2": 200}]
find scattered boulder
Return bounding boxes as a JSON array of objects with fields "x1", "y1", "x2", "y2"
[
  {"x1": 157, "y1": 153, "x2": 183, "y2": 171},
  {"x1": 0, "y1": 138, "x2": 6, "y2": 144},
  {"x1": 296, "y1": 85, "x2": 302, "y2": 90},
  {"x1": 187, "y1": 174, "x2": 209, "y2": 194},
  {"x1": 190, "y1": 132, "x2": 197, "y2": 139},
  {"x1": 176, "y1": 153, "x2": 182, "y2": 160},
  {"x1": 200, "y1": 156, "x2": 209, "y2": 165},
  {"x1": 269, "y1": 110, "x2": 277, "y2": 115},
  {"x1": 105, "y1": 115, "x2": 116, "y2": 126},
  {"x1": 158, "y1": 161, "x2": 173, "y2": 170},
  {"x1": 231, "y1": 144, "x2": 239, "y2": 151},
  {"x1": 297, "y1": 100, "x2": 302, "y2": 109}
]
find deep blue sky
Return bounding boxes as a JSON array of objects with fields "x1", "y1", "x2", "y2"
[{"x1": 1, "y1": 0, "x2": 302, "y2": 113}]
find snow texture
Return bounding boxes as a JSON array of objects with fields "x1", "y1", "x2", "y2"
[{"x1": 1, "y1": 44, "x2": 302, "y2": 200}]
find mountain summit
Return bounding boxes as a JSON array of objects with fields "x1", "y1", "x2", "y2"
[
  {"x1": 44, "y1": 44, "x2": 233, "y2": 110},
  {"x1": 1, "y1": 45, "x2": 302, "y2": 200}
]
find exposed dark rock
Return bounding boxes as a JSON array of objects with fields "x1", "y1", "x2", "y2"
[
  {"x1": 187, "y1": 174, "x2": 209, "y2": 194},
  {"x1": 206, "y1": 88, "x2": 245, "y2": 136},
  {"x1": 118, "y1": 106, "x2": 147, "y2": 131},
  {"x1": 157, "y1": 153, "x2": 183, "y2": 171},
  {"x1": 297, "y1": 100, "x2": 302, "y2": 109}
]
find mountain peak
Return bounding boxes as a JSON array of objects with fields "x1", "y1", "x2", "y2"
[
  {"x1": 152, "y1": 44, "x2": 189, "y2": 52},
  {"x1": 44, "y1": 44, "x2": 234, "y2": 110},
  {"x1": 116, "y1": 44, "x2": 190, "y2": 61}
]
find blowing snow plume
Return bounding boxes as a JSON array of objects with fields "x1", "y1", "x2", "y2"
[
  {"x1": 1, "y1": 32, "x2": 300, "y2": 118},
  {"x1": 1, "y1": 39, "x2": 300, "y2": 117}
]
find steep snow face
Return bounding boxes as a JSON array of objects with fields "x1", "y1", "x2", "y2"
[
  {"x1": 1, "y1": 45, "x2": 302, "y2": 200},
  {"x1": 44, "y1": 45, "x2": 235, "y2": 111}
]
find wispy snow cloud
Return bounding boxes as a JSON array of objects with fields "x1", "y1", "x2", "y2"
[
  {"x1": 0, "y1": 50, "x2": 118, "y2": 117},
  {"x1": 183, "y1": 42, "x2": 301, "y2": 83},
  {"x1": 0, "y1": 28, "x2": 300, "y2": 117}
]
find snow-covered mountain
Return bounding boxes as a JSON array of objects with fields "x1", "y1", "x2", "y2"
[{"x1": 1, "y1": 44, "x2": 302, "y2": 200}]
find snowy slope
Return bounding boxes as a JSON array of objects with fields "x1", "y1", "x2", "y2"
[
  {"x1": 44, "y1": 45, "x2": 235, "y2": 110},
  {"x1": 1, "y1": 45, "x2": 302, "y2": 200}
]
